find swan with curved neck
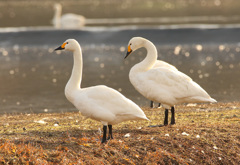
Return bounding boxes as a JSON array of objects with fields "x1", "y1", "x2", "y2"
[
  {"x1": 52, "y1": 3, "x2": 86, "y2": 29},
  {"x1": 125, "y1": 37, "x2": 216, "y2": 126},
  {"x1": 55, "y1": 39, "x2": 149, "y2": 143}
]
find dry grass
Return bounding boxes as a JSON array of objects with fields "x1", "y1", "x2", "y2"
[{"x1": 0, "y1": 102, "x2": 239, "y2": 164}]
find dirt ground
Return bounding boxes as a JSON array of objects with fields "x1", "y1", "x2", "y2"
[{"x1": 0, "y1": 102, "x2": 239, "y2": 164}]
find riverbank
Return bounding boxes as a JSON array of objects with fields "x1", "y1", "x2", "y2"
[{"x1": 0, "y1": 102, "x2": 239, "y2": 164}]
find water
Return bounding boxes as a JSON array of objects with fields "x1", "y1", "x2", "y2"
[
  {"x1": 1, "y1": 0, "x2": 240, "y2": 27},
  {"x1": 0, "y1": 27, "x2": 240, "y2": 114}
]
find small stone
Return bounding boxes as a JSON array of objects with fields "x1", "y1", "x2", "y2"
[
  {"x1": 213, "y1": 146, "x2": 218, "y2": 150},
  {"x1": 182, "y1": 132, "x2": 189, "y2": 136},
  {"x1": 54, "y1": 123, "x2": 59, "y2": 127},
  {"x1": 124, "y1": 133, "x2": 130, "y2": 138}
]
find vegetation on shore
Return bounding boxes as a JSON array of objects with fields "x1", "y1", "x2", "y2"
[{"x1": 0, "y1": 102, "x2": 239, "y2": 164}]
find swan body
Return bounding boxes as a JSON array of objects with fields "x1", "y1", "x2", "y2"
[
  {"x1": 55, "y1": 39, "x2": 148, "y2": 143},
  {"x1": 153, "y1": 60, "x2": 177, "y2": 71},
  {"x1": 52, "y1": 3, "x2": 86, "y2": 29},
  {"x1": 150, "y1": 60, "x2": 178, "y2": 108},
  {"x1": 67, "y1": 85, "x2": 148, "y2": 125},
  {"x1": 125, "y1": 37, "x2": 216, "y2": 125}
]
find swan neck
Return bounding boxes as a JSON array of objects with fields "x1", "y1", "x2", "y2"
[
  {"x1": 138, "y1": 40, "x2": 158, "y2": 71},
  {"x1": 65, "y1": 46, "x2": 83, "y2": 95},
  {"x1": 53, "y1": 5, "x2": 62, "y2": 28}
]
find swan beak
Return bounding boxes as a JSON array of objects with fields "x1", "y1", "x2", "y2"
[
  {"x1": 124, "y1": 45, "x2": 132, "y2": 59},
  {"x1": 54, "y1": 42, "x2": 67, "y2": 51},
  {"x1": 54, "y1": 46, "x2": 64, "y2": 51}
]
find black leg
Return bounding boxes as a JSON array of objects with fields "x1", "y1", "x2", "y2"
[
  {"x1": 158, "y1": 103, "x2": 161, "y2": 108},
  {"x1": 108, "y1": 125, "x2": 113, "y2": 140},
  {"x1": 148, "y1": 108, "x2": 169, "y2": 127},
  {"x1": 101, "y1": 125, "x2": 107, "y2": 143},
  {"x1": 164, "y1": 109, "x2": 168, "y2": 125},
  {"x1": 150, "y1": 101, "x2": 154, "y2": 108},
  {"x1": 170, "y1": 106, "x2": 176, "y2": 125}
]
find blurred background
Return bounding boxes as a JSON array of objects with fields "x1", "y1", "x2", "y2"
[
  {"x1": 0, "y1": 0, "x2": 240, "y2": 113},
  {"x1": 1, "y1": 0, "x2": 240, "y2": 27}
]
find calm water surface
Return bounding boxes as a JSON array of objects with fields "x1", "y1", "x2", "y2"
[{"x1": 0, "y1": 27, "x2": 240, "y2": 113}]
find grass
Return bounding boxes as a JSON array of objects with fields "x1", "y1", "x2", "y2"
[{"x1": 0, "y1": 102, "x2": 239, "y2": 164}]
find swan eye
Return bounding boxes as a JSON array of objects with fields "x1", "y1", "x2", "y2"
[
  {"x1": 66, "y1": 42, "x2": 69, "y2": 44},
  {"x1": 130, "y1": 43, "x2": 132, "y2": 46}
]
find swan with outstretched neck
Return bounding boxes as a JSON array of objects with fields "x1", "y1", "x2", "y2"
[
  {"x1": 54, "y1": 39, "x2": 149, "y2": 143},
  {"x1": 125, "y1": 37, "x2": 216, "y2": 126}
]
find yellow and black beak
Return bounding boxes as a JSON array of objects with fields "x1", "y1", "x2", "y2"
[
  {"x1": 54, "y1": 42, "x2": 67, "y2": 51},
  {"x1": 124, "y1": 45, "x2": 132, "y2": 59}
]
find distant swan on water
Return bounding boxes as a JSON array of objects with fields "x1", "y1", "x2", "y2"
[
  {"x1": 52, "y1": 3, "x2": 86, "y2": 29},
  {"x1": 125, "y1": 37, "x2": 216, "y2": 126},
  {"x1": 54, "y1": 39, "x2": 149, "y2": 143}
]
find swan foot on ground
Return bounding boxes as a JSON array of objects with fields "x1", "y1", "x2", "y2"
[
  {"x1": 164, "y1": 109, "x2": 169, "y2": 125},
  {"x1": 170, "y1": 106, "x2": 176, "y2": 125},
  {"x1": 107, "y1": 125, "x2": 113, "y2": 140},
  {"x1": 164, "y1": 107, "x2": 176, "y2": 125},
  {"x1": 148, "y1": 106, "x2": 175, "y2": 127},
  {"x1": 101, "y1": 125, "x2": 107, "y2": 143},
  {"x1": 102, "y1": 125, "x2": 114, "y2": 143}
]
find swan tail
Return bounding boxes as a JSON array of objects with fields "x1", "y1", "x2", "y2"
[
  {"x1": 209, "y1": 98, "x2": 217, "y2": 103},
  {"x1": 190, "y1": 96, "x2": 217, "y2": 103},
  {"x1": 141, "y1": 116, "x2": 150, "y2": 121},
  {"x1": 131, "y1": 114, "x2": 150, "y2": 121}
]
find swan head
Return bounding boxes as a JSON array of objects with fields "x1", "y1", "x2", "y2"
[
  {"x1": 54, "y1": 3, "x2": 62, "y2": 11},
  {"x1": 54, "y1": 39, "x2": 80, "y2": 52},
  {"x1": 125, "y1": 37, "x2": 146, "y2": 59}
]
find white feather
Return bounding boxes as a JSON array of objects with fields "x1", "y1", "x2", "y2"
[{"x1": 153, "y1": 60, "x2": 177, "y2": 71}]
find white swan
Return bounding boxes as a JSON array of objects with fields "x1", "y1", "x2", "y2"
[
  {"x1": 125, "y1": 37, "x2": 216, "y2": 126},
  {"x1": 54, "y1": 39, "x2": 149, "y2": 143},
  {"x1": 52, "y1": 3, "x2": 86, "y2": 29},
  {"x1": 150, "y1": 60, "x2": 178, "y2": 108}
]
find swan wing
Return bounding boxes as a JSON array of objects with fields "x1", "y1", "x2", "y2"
[
  {"x1": 131, "y1": 67, "x2": 214, "y2": 105},
  {"x1": 73, "y1": 85, "x2": 148, "y2": 124},
  {"x1": 153, "y1": 60, "x2": 178, "y2": 71}
]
